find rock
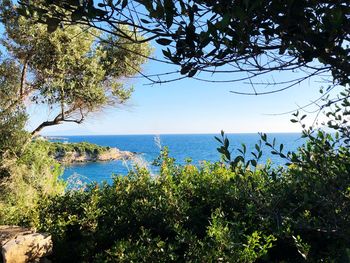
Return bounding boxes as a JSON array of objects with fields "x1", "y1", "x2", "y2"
[
  {"x1": 0, "y1": 226, "x2": 33, "y2": 247},
  {"x1": 1, "y1": 226, "x2": 52, "y2": 263},
  {"x1": 98, "y1": 148, "x2": 134, "y2": 161},
  {"x1": 56, "y1": 147, "x2": 135, "y2": 163}
]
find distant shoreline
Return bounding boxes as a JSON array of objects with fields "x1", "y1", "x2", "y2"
[
  {"x1": 43, "y1": 136, "x2": 68, "y2": 141},
  {"x1": 43, "y1": 132, "x2": 302, "y2": 137}
]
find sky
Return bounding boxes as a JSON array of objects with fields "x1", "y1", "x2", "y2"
[
  {"x1": 1, "y1": 0, "x2": 336, "y2": 136},
  {"x1": 29, "y1": 49, "x2": 331, "y2": 136},
  {"x1": 20, "y1": 31, "x2": 333, "y2": 136}
]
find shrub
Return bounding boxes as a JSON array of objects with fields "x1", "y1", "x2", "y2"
[
  {"x1": 0, "y1": 140, "x2": 65, "y2": 226},
  {"x1": 36, "y1": 149, "x2": 278, "y2": 262},
  {"x1": 35, "y1": 131, "x2": 350, "y2": 262}
]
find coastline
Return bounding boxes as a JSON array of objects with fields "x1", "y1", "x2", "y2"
[{"x1": 54, "y1": 147, "x2": 135, "y2": 164}]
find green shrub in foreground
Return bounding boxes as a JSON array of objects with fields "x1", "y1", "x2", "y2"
[
  {"x1": 0, "y1": 140, "x2": 65, "y2": 226},
  {"x1": 37, "y1": 138, "x2": 350, "y2": 262},
  {"x1": 37, "y1": 152, "x2": 276, "y2": 262}
]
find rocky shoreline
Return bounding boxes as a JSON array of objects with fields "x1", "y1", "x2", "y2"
[{"x1": 54, "y1": 147, "x2": 135, "y2": 164}]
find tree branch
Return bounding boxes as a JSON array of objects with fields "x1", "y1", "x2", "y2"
[
  {"x1": 31, "y1": 107, "x2": 83, "y2": 136},
  {"x1": 20, "y1": 57, "x2": 29, "y2": 96}
]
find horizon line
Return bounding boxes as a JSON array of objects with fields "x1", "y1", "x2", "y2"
[{"x1": 42, "y1": 131, "x2": 302, "y2": 136}]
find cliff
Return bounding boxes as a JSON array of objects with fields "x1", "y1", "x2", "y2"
[
  {"x1": 55, "y1": 147, "x2": 135, "y2": 163},
  {"x1": 46, "y1": 141, "x2": 135, "y2": 164}
]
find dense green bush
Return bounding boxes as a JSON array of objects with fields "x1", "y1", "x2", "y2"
[
  {"x1": 37, "y1": 150, "x2": 276, "y2": 262},
  {"x1": 36, "y1": 134, "x2": 350, "y2": 262},
  {"x1": 46, "y1": 141, "x2": 110, "y2": 157},
  {"x1": 0, "y1": 140, "x2": 65, "y2": 226}
]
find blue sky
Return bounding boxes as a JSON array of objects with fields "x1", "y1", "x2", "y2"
[
  {"x1": 0, "y1": 1, "x2": 330, "y2": 135},
  {"x1": 24, "y1": 39, "x2": 332, "y2": 135},
  {"x1": 29, "y1": 47, "x2": 330, "y2": 135},
  {"x1": 3, "y1": 0, "x2": 336, "y2": 136}
]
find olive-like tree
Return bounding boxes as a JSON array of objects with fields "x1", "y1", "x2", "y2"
[{"x1": 1, "y1": 1, "x2": 151, "y2": 136}]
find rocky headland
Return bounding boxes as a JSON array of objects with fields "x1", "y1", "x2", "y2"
[
  {"x1": 54, "y1": 147, "x2": 135, "y2": 164},
  {"x1": 45, "y1": 141, "x2": 135, "y2": 164}
]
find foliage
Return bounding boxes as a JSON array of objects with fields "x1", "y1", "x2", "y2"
[
  {"x1": 0, "y1": 35, "x2": 50, "y2": 225},
  {"x1": 0, "y1": 3, "x2": 348, "y2": 263},
  {"x1": 36, "y1": 132, "x2": 350, "y2": 262},
  {"x1": 0, "y1": 140, "x2": 65, "y2": 226},
  {"x1": 34, "y1": 87, "x2": 350, "y2": 261},
  {"x1": 37, "y1": 150, "x2": 276, "y2": 262},
  {"x1": 0, "y1": 0, "x2": 151, "y2": 135},
  {"x1": 19, "y1": 0, "x2": 350, "y2": 86},
  {"x1": 0, "y1": 0, "x2": 151, "y2": 230},
  {"x1": 41, "y1": 140, "x2": 110, "y2": 157},
  {"x1": 0, "y1": 59, "x2": 29, "y2": 176},
  {"x1": 214, "y1": 85, "x2": 350, "y2": 261}
]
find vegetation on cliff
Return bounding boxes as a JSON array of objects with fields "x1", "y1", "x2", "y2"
[
  {"x1": 45, "y1": 141, "x2": 134, "y2": 163},
  {"x1": 47, "y1": 142, "x2": 110, "y2": 156}
]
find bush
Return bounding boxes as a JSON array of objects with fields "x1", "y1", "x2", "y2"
[
  {"x1": 48, "y1": 141, "x2": 109, "y2": 156},
  {"x1": 36, "y1": 138, "x2": 350, "y2": 262},
  {"x1": 0, "y1": 140, "x2": 65, "y2": 226},
  {"x1": 36, "y1": 149, "x2": 276, "y2": 262}
]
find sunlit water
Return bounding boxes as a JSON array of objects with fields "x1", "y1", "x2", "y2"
[{"x1": 59, "y1": 133, "x2": 305, "y2": 185}]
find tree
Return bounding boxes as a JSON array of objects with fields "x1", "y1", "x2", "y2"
[
  {"x1": 0, "y1": 59, "x2": 29, "y2": 177},
  {"x1": 0, "y1": 0, "x2": 151, "y2": 136},
  {"x1": 18, "y1": 0, "x2": 349, "y2": 93},
  {"x1": 0, "y1": 1, "x2": 151, "y2": 225}
]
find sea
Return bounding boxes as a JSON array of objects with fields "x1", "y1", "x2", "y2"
[{"x1": 59, "y1": 133, "x2": 304, "y2": 185}]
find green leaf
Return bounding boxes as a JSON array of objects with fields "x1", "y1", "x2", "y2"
[
  {"x1": 46, "y1": 17, "x2": 60, "y2": 33},
  {"x1": 188, "y1": 69, "x2": 197, "y2": 77},
  {"x1": 71, "y1": 9, "x2": 84, "y2": 21},
  {"x1": 224, "y1": 138, "x2": 229, "y2": 148},
  {"x1": 258, "y1": 151, "x2": 262, "y2": 159},
  {"x1": 179, "y1": 1, "x2": 186, "y2": 14},
  {"x1": 164, "y1": 0, "x2": 175, "y2": 28},
  {"x1": 156, "y1": 38, "x2": 172, "y2": 46},
  {"x1": 234, "y1": 156, "x2": 244, "y2": 163},
  {"x1": 241, "y1": 143, "x2": 246, "y2": 154},
  {"x1": 140, "y1": 18, "x2": 151, "y2": 24},
  {"x1": 121, "y1": 0, "x2": 128, "y2": 9},
  {"x1": 279, "y1": 144, "x2": 284, "y2": 152},
  {"x1": 180, "y1": 65, "x2": 192, "y2": 75},
  {"x1": 162, "y1": 48, "x2": 172, "y2": 59},
  {"x1": 220, "y1": 14, "x2": 231, "y2": 28},
  {"x1": 217, "y1": 147, "x2": 226, "y2": 155},
  {"x1": 214, "y1": 136, "x2": 223, "y2": 144},
  {"x1": 255, "y1": 143, "x2": 260, "y2": 152},
  {"x1": 251, "y1": 159, "x2": 257, "y2": 167}
]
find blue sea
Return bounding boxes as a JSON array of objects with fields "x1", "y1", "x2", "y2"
[{"x1": 59, "y1": 133, "x2": 304, "y2": 185}]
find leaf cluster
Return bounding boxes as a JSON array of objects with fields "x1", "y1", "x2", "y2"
[
  {"x1": 0, "y1": 140, "x2": 65, "y2": 226},
  {"x1": 19, "y1": 0, "x2": 350, "y2": 86}
]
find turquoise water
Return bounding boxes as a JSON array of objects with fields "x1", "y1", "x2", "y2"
[{"x1": 61, "y1": 133, "x2": 304, "y2": 184}]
